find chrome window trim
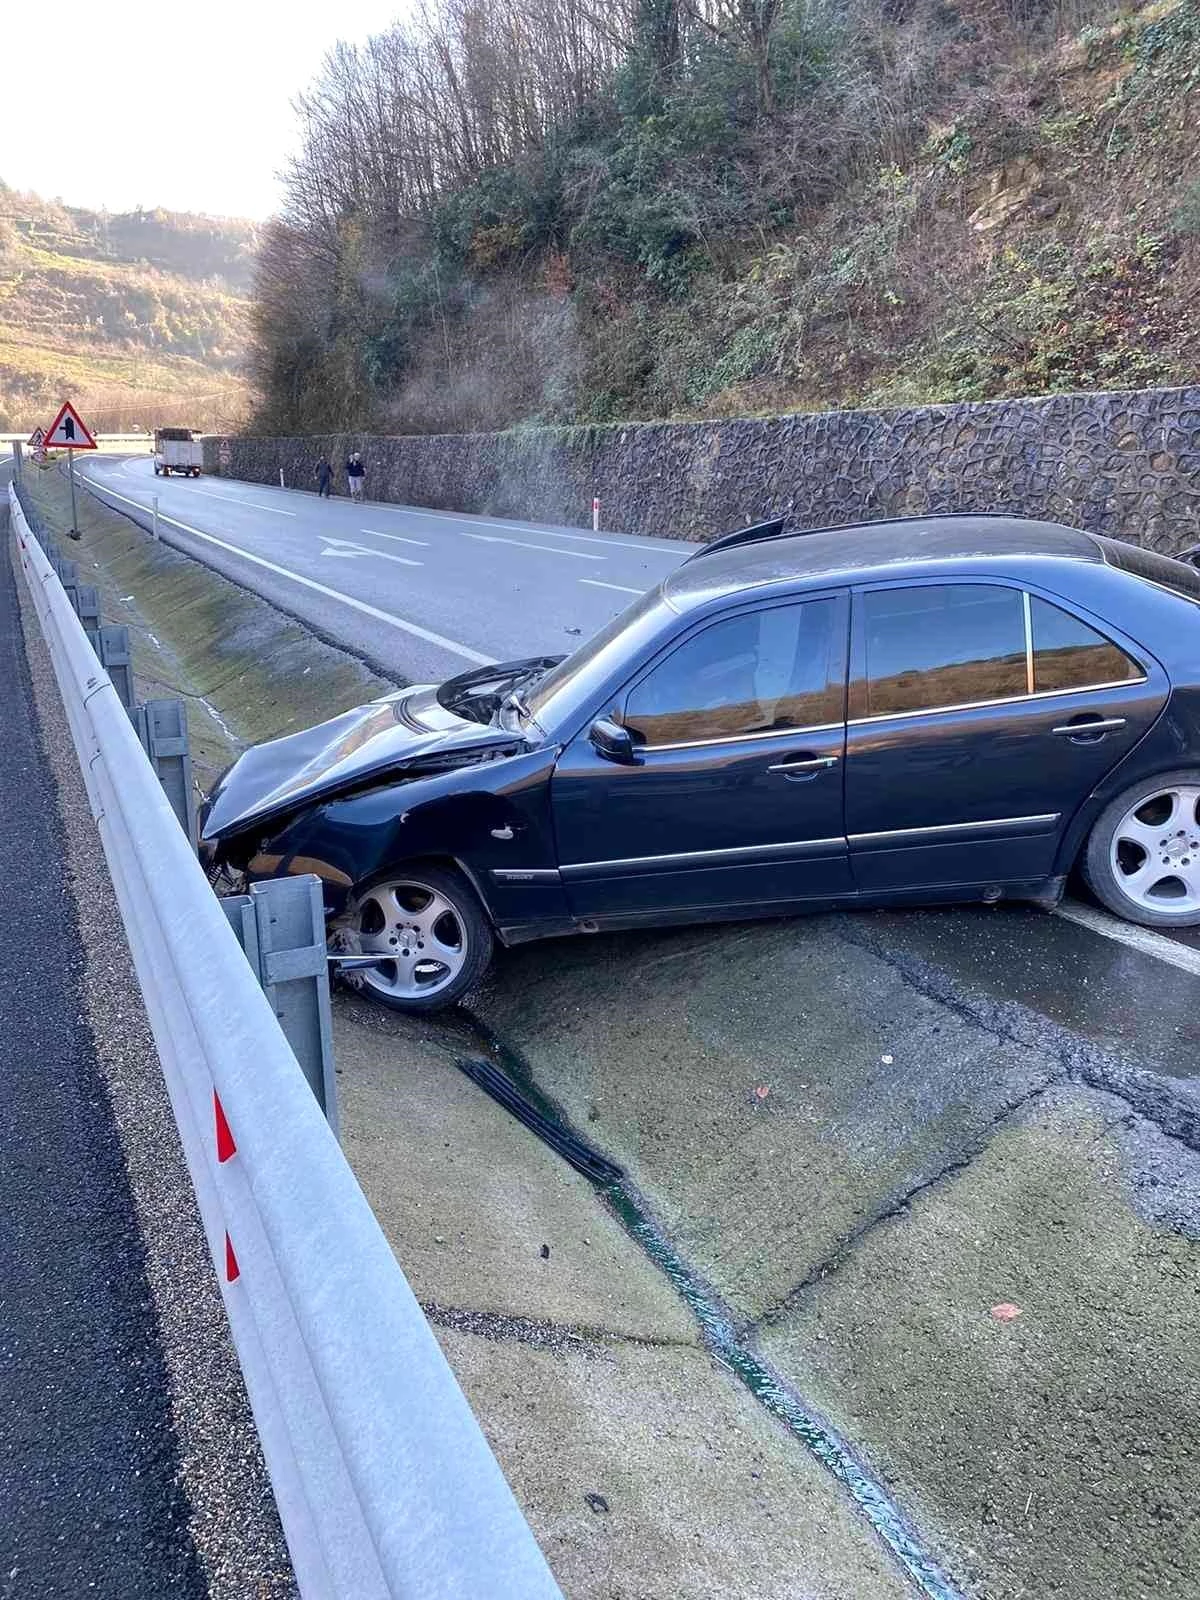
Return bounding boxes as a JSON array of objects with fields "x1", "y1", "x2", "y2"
[
  {"x1": 637, "y1": 719, "x2": 844, "y2": 754},
  {"x1": 846, "y1": 674, "x2": 1145, "y2": 729},
  {"x1": 1022, "y1": 589, "x2": 1035, "y2": 695},
  {"x1": 561, "y1": 835, "x2": 846, "y2": 876},
  {"x1": 849, "y1": 812, "x2": 1060, "y2": 847}
]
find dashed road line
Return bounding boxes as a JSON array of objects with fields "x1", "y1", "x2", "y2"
[
  {"x1": 465, "y1": 532, "x2": 602, "y2": 560},
  {"x1": 384, "y1": 504, "x2": 688, "y2": 552},
  {"x1": 580, "y1": 578, "x2": 645, "y2": 596},
  {"x1": 1054, "y1": 899, "x2": 1200, "y2": 977},
  {"x1": 80, "y1": 475, "x2": 491, "y2": 665},
  {"x1": 361, "y1": 529, "x2": 429, "y2": 547}
]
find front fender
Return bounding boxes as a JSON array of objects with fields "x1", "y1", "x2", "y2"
[{"x1": 244, "y1": 747, "x2": 567, "y2": 928}]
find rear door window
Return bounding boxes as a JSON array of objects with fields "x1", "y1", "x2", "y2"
[
  {"x1": 860, "y1": 584, "x2": 1027, "y2": 718},
  {"x1": 1029, "y1": 596, "x2": 1141, "y2": 692}
]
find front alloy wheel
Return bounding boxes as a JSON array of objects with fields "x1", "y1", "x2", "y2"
[
  {"x1": 1084, "y1": 773, "x2": 1200, "y2": 926},
  {"x1": 338, "y1": 865, "x2": 493, "y2": 1012}
]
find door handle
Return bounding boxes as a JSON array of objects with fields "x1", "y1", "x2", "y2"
[
  {"x1": 767, "y1": 754, "x2": 840, "y2": 776},
  {"x1": 1050, "y1": 716, "x2": 1127, "y2": 741}
]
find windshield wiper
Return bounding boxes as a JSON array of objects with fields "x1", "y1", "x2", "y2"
[
  {"x1": 500, "y1": 686, "x2": 545, "y2": 738},
  {"x1": 438, "y1": 655, "x2": 563, "y2": 726}
]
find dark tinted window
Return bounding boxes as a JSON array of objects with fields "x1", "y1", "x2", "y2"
[
  {"x1": 1031, "y1": 597, "x2": 1140, "y2": 692},
  {"x1": 863, "y1": 584, "x2": 1026, "y2": 717},
  {"x1": 1094, "y1": 536, "x2": 1200, "y2": 603},
  {"x1": 624, "y1": 600, "x2": 839, "y2": 747}
]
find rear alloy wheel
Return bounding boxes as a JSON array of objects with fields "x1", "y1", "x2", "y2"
[
  {"x1": 338, "y1": 865, "x2": 493, "y2": 1013},
  {"x1": 1083, "y1": 772, "x2": 1200, "y2": 926}
]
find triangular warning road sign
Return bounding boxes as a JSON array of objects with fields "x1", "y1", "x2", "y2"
[
  {"x1": 44, "y1": 401, "x2": 97, "y2": 450},
  {"x1": 26, "y1": 426, "x2": 45, "y2": 447}
]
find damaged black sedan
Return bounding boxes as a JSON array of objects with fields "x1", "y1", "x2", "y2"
[{"x1": 200, "y1": 514, "x2": 1200, "y2": 1013}]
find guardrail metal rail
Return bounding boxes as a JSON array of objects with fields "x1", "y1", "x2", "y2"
[{"x1": 8, "y1": 483, "x2": 562, "y2": 1600}]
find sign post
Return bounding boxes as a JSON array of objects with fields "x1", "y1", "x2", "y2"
[{"x1": 43, "y1": 401, "x2": 98, "y2": 540}]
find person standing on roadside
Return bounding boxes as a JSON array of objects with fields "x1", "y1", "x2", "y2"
[
  {"x1": 345, "y1": 451, "x2": 366, "y2": 501},
  {"x1": 316, "y1": 455, "x2": 334, "y2": 497}
]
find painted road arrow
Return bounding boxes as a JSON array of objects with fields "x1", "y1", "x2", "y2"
[{"x1": 320, "y1": 536, "x2": 421, "y2": 568}]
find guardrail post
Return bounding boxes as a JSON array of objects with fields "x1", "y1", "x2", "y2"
[
  {"x1": 98, "y1": 624, "x2": 135, "y2": 710},
  {"x1": 221, "y1": 876, "x2": 338, "y2": 1136},
  {"x1": 72, "y1": 583, "x2": 102, "y2": 653},
  {"x1": 133, "y1": 699, "x2": 197, "y2": 844}
]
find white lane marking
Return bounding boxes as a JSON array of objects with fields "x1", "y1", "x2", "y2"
[
  {"x1": 580, "y1": 578, "x2": 644, "y2": 596},
  {"x1": 146, "y1": 468, "x2": 690, "y2": 552},
  {"x1": 321, "y1": 536, "x2": 421, "y2": 568},
  {"x1": 382, "y1": 503, "x2": 687, "y2": 552},
  {"x1": 1054, "y1": 899, "x2": 1200, "y2": 978},
  {"x1": 245, "y1": 501, "x2": 296, "y2": 517},
  {"x1": 497, "y1": 526, "x2": 679, "y2": 552},
  {"x1": 465, "y1": 532, "x2": 602, "y2": 561},
  {"x1": 80, "y1": 475, "x2": 491, "y2": 665},
  {"x1": 361, "y1": 528, "x2": 429, "y2": 547}
]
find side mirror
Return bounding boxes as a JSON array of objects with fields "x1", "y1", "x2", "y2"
[{"x1": 589, "y1": 717, "x2": 640, "y2": 764}]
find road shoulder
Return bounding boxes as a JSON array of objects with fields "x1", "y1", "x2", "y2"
[{"x1": 10, "y1": 518, "x2": 295, "y2": 1597}]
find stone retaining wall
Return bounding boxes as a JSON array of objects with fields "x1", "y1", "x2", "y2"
[{"x1": 206, "y1": 384, "x2": 1200, "y2": 550}]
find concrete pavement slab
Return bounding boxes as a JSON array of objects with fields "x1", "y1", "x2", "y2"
[
  {"x1": 756, "y1": 1085, "x2": 1200, "y2": 1600},
  {"x1": 436, "y1": 1328, "x2": 915, "y2": 1600},
  {"x1": 334, "y1": 994, "x2": 697, "y2": 1342},
  {"x1": 473, "y1": 918, "x2": 1063, "y2": 1322}
]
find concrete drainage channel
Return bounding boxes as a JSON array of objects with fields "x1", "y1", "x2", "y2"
[{"x1": 457, "y1": 1032, "x2": 962, "y2": 1600}]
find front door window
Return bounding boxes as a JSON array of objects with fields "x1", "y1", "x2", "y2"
[{"x1": 623, "y1": 598, "x2": 841, "y2": 747}]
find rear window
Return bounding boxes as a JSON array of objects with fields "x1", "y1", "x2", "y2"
[{"x1": 1094, "y1": 536, "x2": 1200, "y2": 603}]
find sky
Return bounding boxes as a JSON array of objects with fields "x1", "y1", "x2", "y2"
[{"x1": 0, "y1": 0, "x2": 406, "y2": 220}]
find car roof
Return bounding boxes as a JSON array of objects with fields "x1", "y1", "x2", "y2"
[{"x1": 664, "y1": 515, "x2": 1102, "y2": 609}]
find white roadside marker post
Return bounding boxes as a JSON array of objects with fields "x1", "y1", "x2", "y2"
[{"x1": 592, "y1": 495, "x2": 600, "y2": 532}]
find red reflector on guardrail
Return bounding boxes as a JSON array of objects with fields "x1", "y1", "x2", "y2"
[{"x1": 214, "y1": 1090, "x2": 236, "y2": 1162}]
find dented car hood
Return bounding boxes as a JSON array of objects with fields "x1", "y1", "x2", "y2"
[{"x1": 200, "y1": 685, "x2": 521, "y2": 841}]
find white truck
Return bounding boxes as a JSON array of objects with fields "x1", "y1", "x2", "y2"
[{"x1": 153, "y1": 426, "x2": 203, "y2": 478}]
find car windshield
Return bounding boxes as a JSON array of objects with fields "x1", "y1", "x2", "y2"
[{"x1": 524, "y1": 588, "x2": 665, "y2": 727}]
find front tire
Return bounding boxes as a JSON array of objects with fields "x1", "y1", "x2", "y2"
[
  {"x1": 335, "y1": 864, "x2": 493, "y2": 1013},
  {"x1": 1082, "y1": 770, "x2": 1200, "y2": 927}
]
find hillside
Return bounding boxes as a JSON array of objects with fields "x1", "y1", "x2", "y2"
[
  {"x1": 252, "y1": 0, "x2": 1200, "y2": 437},
  {"x1": 0, "y1": 186, "x2": 256, "y2": 433}
]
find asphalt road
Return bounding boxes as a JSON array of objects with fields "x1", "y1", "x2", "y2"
[
  {"x1": 0, "y1": 520, "x2": 204, "y2": 1598},
  {"x1": 81, "y1": 456, "x2": 691, "y2": 684},
  {"x1": 78, "y1": 456, "x2": 1200, "y2": 1072}
]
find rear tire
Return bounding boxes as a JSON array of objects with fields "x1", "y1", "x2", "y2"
[
  {"x1": 335, "y1": 863, "x2": 493, "y2": 1014},
  {"x1": 1082, "y1": 769, "x2": 1200, "y2": 927}
]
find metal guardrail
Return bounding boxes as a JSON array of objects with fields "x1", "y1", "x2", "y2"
[{"x1": 8, "y1": 483, "x2": 562, "y2": 1600}]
